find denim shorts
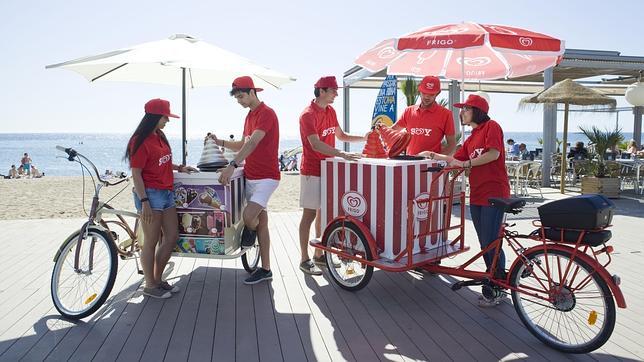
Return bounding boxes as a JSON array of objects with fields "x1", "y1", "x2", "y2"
[{"x1": 133, "y1": 188, "x2": 176, "y2": 212}]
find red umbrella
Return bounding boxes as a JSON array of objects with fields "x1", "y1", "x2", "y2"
[{"x1": 355, "y1": 22, "x2": 564, "y2": 80}]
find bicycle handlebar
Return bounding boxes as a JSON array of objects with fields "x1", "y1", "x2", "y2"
[{"x1": 56, "y1": 145, "x2": 130, "y2": 186}]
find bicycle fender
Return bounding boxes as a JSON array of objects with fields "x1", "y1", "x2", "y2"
[
  {"x1": 322, "y1": 216, "x2": 379, "y2": 259},
  {"x1": 52, "y1": 225, "x2": 109, "y2": 262},
  {"x1": 510, "y1": 244, "x2": 626, "y2": 308}
]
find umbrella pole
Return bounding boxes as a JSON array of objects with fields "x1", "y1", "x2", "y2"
[
  {"x1": 560, "y1": 103, "x2": 569, "y2": 194},
  {"x1": 182, "y1": 68, "x2": 187, "y2": 165}
]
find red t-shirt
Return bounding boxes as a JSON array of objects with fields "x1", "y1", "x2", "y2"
[
  {"x1": 397, "y1": 102, "x2": 455, "y2": 155},
  {"x1": 129, "y1": 132, "x2": 174, "y2": 190},
  {"x1": 453, "y1": 120, "x2": 510, "y2": 206},
  {"x1": 243, "y1": 102, "x2": 280, "y2": 180},
  {"x1": 299, "y1": 100, "x2": 340, "y2": 176}
]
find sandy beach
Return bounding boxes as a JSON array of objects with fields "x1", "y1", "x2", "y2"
[{"x1": 0, "y1": 172, "x2": 301, "y2": 220}]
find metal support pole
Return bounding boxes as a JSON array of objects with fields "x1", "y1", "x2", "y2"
[
  {"x1": 634, "y1": 106, "x2": 643, "y2": 148},
  {"x1": 343, "y1": 86, "x2": 350, "y2": 152},
  {"x1": 541, "y1": 67, "x2": 556, "y2": 187},
  {"x1": 182, "y1": 68, "x2": 187, "y2": 165},
  {"x1": 448, "y1": 80, "x2": 460, "y2": 140}
]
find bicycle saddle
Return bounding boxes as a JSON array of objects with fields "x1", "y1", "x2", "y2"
[{"x1": 488, "y1": 198, "x2": 526, "y2": 214}]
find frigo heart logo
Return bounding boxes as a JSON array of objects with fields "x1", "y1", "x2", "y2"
[
  {"x1": 461, "y1": 57, "x2": 491, "y2": 67},
  {"x1": 341, "y1": 192, "x2": 367, "y2": 217},
  {"x1": 413, "y1": 192, "x2": 430, "y2": 220},
  {"x1": 347, "y1": 196, "x2": 361, "y2": 208},
  {"x1": 519, "y1": 37, "x2": 533, "y2": 47},
  {"x1": 377, "y1": 47, "x2": 397, "y2": 59}
]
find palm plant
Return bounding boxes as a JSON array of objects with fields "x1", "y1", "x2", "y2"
[
  {"x1": 400, "y1": 77, "x2": 419, "y2": 106},
  {"x1": 579, "y1": 126, "x2": 624, "y2": 177}
]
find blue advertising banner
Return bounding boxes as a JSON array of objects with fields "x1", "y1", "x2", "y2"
[{"x1": 371, "y1": 75, "x2": 397, "y2": 127}]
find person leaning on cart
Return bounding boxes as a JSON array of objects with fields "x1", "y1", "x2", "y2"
[
  {"x1": 126, "y1": 98, "x2": 197, "y2": 299},
  {"x1": 421, "y1": 94, "x2": 511, "y2": 307},
  {"x1": 209, "y1": 76, "x2": 280, "y2": 285},
  {"x1": 298, "y1": 76, "x2": 364, "y2": 275},
  {"x1": 391, "y1": 75, "x2": 457, "y2": 155}
]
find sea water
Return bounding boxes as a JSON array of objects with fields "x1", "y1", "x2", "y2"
[{"x1": 0, "y1": 132, "x2": 634, "y2": 176}]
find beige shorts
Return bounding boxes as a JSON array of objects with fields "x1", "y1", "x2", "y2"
[
  {"x1": 245, "y1": 179, "x2": 279, "y2": 209},
  {"x1": 299, "y1": 175, "x2": 321, "y2": 210}
]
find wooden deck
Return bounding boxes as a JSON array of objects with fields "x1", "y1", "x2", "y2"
[{"x1": 0, "y1": 195, "x2": 643, "y2": 361}]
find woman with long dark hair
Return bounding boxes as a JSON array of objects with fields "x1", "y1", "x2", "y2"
[
  {"x1": 421, "y1": 94, "x2": 510, "y2": 307},
  {"x1": 125, "y1": 98, "x2": 196, "y2": 299}
]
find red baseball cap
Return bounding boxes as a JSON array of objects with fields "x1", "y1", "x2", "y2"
[
  {"x1": 144, "y1": 98, "x2": 179, "y2": 118},
  {"x1": 454, "y1": 94, "x2": 489, "y2": 114},
  {"x1": 231, "y1": 76, "x2": 263, "y2": 92},
  {"x1": 314, "y1": 76, "x2": 342, "y2": 89},
  {"x1": 417, "y1": 75, "x2": 441, "y2": 95}
]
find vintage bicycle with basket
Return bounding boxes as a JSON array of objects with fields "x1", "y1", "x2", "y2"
[
  {"x1": 50, "y1": 146, "x2": 259, "y2": 320},
  {"x1": 311, "y1": 159, "x2": 625, "y2": 354}
]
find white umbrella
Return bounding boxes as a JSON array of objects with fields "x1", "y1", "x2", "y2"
[{"x1": 46, "y1": 34, "x2": 296, "y2": 163}]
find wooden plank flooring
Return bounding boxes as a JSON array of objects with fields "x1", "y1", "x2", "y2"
[{"x1": 0, "y1": 195, "x2": 642, "y2": 361}]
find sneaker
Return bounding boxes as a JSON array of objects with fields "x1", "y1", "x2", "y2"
[
  {"x1": 143, "y1": 287, "x2": 172, "y2": 299},
  {"x1": 243, "y1": 268, "x2": 273, "y2": 285},
  {"x1": 241, "y1": 226, "x2": 257, "y2": 248},
  {"x1": 300, "y1": 260, "x2": 323, "y2": 275},
  {"x1": 313, "y1": 255, "x2": 340, "y2": 268},
  {"x1": 160, "y1": 281, "x2": 180, "y2": 293},
  {"x1": 478, "y1": 293, "x2": 508, "y2": 307}
]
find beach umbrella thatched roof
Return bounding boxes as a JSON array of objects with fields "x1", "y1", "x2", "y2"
[
  {"x1": 519, "y1": 78, "x2": 617, "y2": 194},
  {"x1": 520, "y1": 78, "x2": 616, "y2": 107}
]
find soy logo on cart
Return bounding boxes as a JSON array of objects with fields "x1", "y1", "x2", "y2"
[{"x1": 341, "y1": 191, "x2": 367, "y2": 217}]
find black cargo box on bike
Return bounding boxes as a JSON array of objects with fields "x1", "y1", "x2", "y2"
[{"x1": 538, "y1": 194, "x2": 614, "y2": 230}]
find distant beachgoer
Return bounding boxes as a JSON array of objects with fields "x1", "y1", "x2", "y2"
[
  {"x1": 31, "y1": 165, "x2": 43, "y2": 178},
  {"x1": 9, "y1": 165, "x2": 18, "y2": 178},
  {"x1": 125, "y1": 98, "x2": 196, "y2": 299},
  {"x1": 21, "y1": 153, "x2": 32, "y2": 176},
  {"x1": 518, "y1": 143, "x2": 529, "y2": 160}
]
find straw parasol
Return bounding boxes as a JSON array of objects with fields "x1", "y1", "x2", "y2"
[{"x1": 520, "y1": 78, "x2": 616, "y2": 193}]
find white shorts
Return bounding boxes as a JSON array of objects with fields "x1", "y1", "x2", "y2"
[
  {"x1": 245, "y1": 178, "x2": 279, "y2": 209},
  {"x1": 299, "y1": 175, "x2": 321, "y2": 210}
]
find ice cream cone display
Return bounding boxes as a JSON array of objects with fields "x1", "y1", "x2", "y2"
[
  {"x1": 376, "y1": 124, "x2": 410, "y2": 158},
  {"x1": 362, "y1": 129, "x2": 387, "y2": 158},
  {"x1": 198, "y1": 138, "x2": 228, "y2": 171}
]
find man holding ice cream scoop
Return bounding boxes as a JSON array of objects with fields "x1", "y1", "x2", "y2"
[
  {"x1": 207, "y1": 76, "x2": 280, "y2": 285},
  {"x1": 390, "y1": 75, "x2": 457, "y2": 156},
  {"x1": 298, "y1": 76, "x2": 365, "y2": 275}
]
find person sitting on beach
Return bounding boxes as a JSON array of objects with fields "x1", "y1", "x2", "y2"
[
  {"x1": 20, "y1": 153, "x2": 32, "y2": 176},
  {"x1": 297, "y1": 76, "x2": 364, "y2": 275},
  {"x1": 9, "y1": 165, "x2": 18, "y2": 179},
  {"x1": 31, "y1": 165, "x2": 43, "y2": 178},
  {"x1": 207, "y1": 76, "x2": 280, "y2": 285},
  {"x1": 567, "y1": 141, "x2": 589, "y2": 160},
  {"x1": 390, "y1": 75, "x2": 456, "y2": 156},
  {"x1": 125, "y1": 98, "x2": 196, "y2": 299}
]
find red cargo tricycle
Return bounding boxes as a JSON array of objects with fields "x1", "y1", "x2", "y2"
[{"x1": 311, "y1": 164, "x2": 626, "y2": 354}]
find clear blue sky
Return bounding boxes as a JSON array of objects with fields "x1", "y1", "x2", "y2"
[{"x1": 1, "y1": 0, "x2": 641, "y2": 139}]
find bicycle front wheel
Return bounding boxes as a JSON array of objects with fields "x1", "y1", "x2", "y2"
[
  {"x1": 509, "y1": 248, "x2": 616, "y2": 353},
  {"x1": 51, "y1": 228, "x2": 118, "y2": 319}
]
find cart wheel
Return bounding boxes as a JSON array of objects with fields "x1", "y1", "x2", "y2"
[
  {"x1": 509, "y1": 248, "x2": 616, "y2": 353},
  {"x1": 323, "y1": 220, "x2": 373, "y2": 291},
  {"x1": 241, "y1": 242, "x2": 260, "y2": 273}
]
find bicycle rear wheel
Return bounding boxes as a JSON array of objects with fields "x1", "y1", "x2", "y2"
[
  {"x1": 509, "y1": 248, "x2": 615, "y2": 353},
  {"x1": 241, "y1": 242, "x2": 260, "y2": 273},
  {"x1": 323, "y1": 220, "x2": 373, "y2": 291},
  {"x1": 51, "y1": 228, "x2": 118, "y2": 319}
]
